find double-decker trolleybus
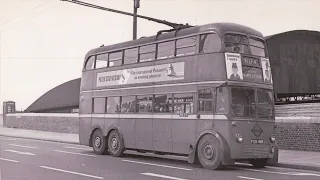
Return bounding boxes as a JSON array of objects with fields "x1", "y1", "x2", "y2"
[{"x1": 79, "y1": 22, "x2": 278, "y2": 170}]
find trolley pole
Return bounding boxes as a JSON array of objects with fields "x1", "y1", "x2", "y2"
[{"x1": 133, "y1": 0, "x2": 140, "y2": 40}]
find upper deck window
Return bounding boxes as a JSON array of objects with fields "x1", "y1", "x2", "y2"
[
  {"x1": 157, "y1": 41, "x2": 175, "y2": 59},
  {"x1": 139, "y1": 44, "x2": 155, "y2": 62},
  {"x1": 224, "y1": 33, "x2": 267, "y2": 57},
  {"x1": 95, "y1": 53, "x2": 108, "y2": 69},
  {"x1": 109, "y1": 51, "x2": 123, "y2": 67},
  {"x1": 249, "y1": 37, "x2": 266, "y2": 57},
  {"x1": 85, "y1": 56, "x2": 95, "y2": 70},
  {"x1": 176, "y1": 36, "x2": 196, "y2": 56},
  {"x1": 124, "y1": 48, "x2": 138, "y2": 64},
  {"x1": 199, "y1": 33, "x2": 222, "y2": 53},
  {"x1": 224, "y1": 34, "x2": 250, "y2": 54}
]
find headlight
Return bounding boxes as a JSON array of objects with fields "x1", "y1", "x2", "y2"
[
  {"x1": 270, "y1": 134, "x2": 276, "y2": 143},
  {"x1": 271, "y1": 146, "x2": 275, "y2": 153},
  {"x1": 235, "y1": 133, "x2": 243, "y2": 143}
]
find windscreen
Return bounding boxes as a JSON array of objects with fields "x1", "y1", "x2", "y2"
[
  {"x1": 231, "y1": 87, "x2": 255, "y2": 118},
  {"x1": 230, "y1": 87, "x2": 274, "y2": 119},
  {"x1": 257, "y1": 89, "x2": 274, "y2": 119}
]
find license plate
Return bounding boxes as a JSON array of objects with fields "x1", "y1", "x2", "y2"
[{"x1": 251, "y1": 139, "x2": 264, "y2": 144}]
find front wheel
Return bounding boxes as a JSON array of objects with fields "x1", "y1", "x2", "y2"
[
  {"x1": 197, "y1": 134, "x2": 223, "y2": 170},
  {"x1": 249, "y1": 159, "x2": 268, "y2": 168},
  {"x1": 108, "y1": 130, "x2": 125, "y2": 157}
]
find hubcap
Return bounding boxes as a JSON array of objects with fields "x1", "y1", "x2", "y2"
[
  {"x1": 111, "y1": 137, "x2": 118, "y2": 149},
  {"x1": 204, "y1": 144, "x2": 215, "y2": 160},
  {"x1": 95, "y1": 137, "x2": 101, "y2": 147}
]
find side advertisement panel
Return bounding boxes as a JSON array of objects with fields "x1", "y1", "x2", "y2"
[{"x1": 96, "y1": 62, "x2": 185, "y2": 87}]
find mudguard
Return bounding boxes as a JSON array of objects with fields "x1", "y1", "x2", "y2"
[
  {"x1": 89, "y1": 125, "x2": 103, "y2": 147},
  {"x1": 188, "y1": 130, "x2": 234, "y2": 165}
]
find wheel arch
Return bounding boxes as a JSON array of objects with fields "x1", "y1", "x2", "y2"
[
  {"x1": 89, "y1": 125, "x2": 104, "y2": 147},
  {"x1": 189, "y1": 129, "x2": 232, "y2": 165},
  {"x1": 106, "y1": 125, "x2": 125, "y2": 146}
]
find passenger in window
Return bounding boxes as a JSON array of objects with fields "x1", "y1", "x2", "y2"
[{"x1": 154, "y1": 105, "x2": 161, "y2": 112}]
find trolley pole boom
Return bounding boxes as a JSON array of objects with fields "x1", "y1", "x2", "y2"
[{"x1": 60, "y1": 0, "x2": 193, "y2": 31}]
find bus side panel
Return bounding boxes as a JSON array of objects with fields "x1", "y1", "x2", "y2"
[
  {"x1": 197, "y1": 53, "x2": 226, "y2": 81},
  {"x1": 104, "y1": 115, "x2": 119, "y2": 137},
  {"x1": 153, "y1": 117, "x2": 172, "y2": 153},
  {"x1": 79, "y1": 91, "x2": 93, "y2": 146},
  {"x1": 79, "y1": 116, "x2": 92, "y2": 146},
  {"x1": 119, "y1": 117, "x2": 135, "y2": 149},
  {"x1": 92, "y1": 114, "x2": 105, "y2": 137},
  {"x1": 172, "y1": 118, "x2": 196, "y2": 154},
  {"x1": 136, "y1": 118, "x2": 154, "y2": 151}
]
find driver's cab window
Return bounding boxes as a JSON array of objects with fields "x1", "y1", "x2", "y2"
[
  {"x1": 231, "y1": 87, "x2": 255, "y2": 118},
  {"x1": 216, "y1": 86, "x2": 229, "y2": 114}
]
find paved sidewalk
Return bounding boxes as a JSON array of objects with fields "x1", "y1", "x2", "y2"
[
  {"x1": 0, "y1": 126, "x2": 79, "y2": 144},
  {"x1": 0, "y1": 126, "x2": 320, "y2": 171},
  {"x1": 274, "y1": 150, "x2": 320, "y2": 171}
]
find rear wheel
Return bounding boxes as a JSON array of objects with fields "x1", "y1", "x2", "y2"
[
  {"x1": 108, "y1": 130, "x2": 125, "y2": 157},
  {"x1": 92, "y1": 129, "x2": 108, "y2": 155},
  {"x1": 197, "y1": 134, "x2": 223, "y2": 170},
  {"x1": 249, "y1": 158, "x2": 268, "y2": 168}
]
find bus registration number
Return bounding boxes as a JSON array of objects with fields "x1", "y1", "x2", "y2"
[{"x1": 251, "y1": 139, "x2": 264, "y2": 144}]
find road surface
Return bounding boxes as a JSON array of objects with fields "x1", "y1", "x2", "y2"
[{"x1": 0, "y1": 135, "x2": 320, "y2": 180}]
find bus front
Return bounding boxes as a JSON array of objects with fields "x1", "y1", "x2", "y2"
[{"x1": 220, "y1": 32, "x2": 277, "y2": 167}]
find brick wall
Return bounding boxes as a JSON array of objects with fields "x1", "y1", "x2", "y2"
[
  {"x1": 275, "y1": 117, "x2": 320, "y2": 152},
  {"x1": 5, "y1": 113, "x2": 79, "y2": 134}
]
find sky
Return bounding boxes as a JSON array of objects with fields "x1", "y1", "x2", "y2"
[{"x1": 0, "y1": 0, "x2": 319, "y2": 113}]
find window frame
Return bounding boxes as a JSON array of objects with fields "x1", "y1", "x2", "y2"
[
  {"x1": 229, "y1": 86, "x2": 256, "y2": 119},
  {"x1": 106, "y1": 96, "x2": 121, "y2": 114},
  {"x1": 84, "y1": 55, "x2": 96, "y2": 71},
  {"x1": 172, "y1": 93, "x2": 195, "y2": 114},
  {"x1": 95, "y1": 53, "x2": 109, "y2": 69},
  {"x1": 153, "y1": 94, "x2": 174, "y2": 114},
  {"x1": 197, "y1": 87, "x2": 215, "y2": 114}
]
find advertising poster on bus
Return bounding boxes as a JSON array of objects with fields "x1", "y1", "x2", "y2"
[
  {"x1": 96, "y1": 62, "x2": 185, "y2": 87},
  {"x1": 225, "y1": 53, "x2": 243, "y2": 80},
  {"x1": 261, "y1": 57, "x2": 273, "y2": 84}
]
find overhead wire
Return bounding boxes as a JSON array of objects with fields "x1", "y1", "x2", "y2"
[
  {"x1": 0, "y1": 0, "x2": 58, "y2": 33},
  {"x1": 0, "y1": 0, "x2": 52, "y2": 27}
]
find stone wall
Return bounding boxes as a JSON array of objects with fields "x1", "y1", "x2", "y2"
[
  {"x1": 4, "y1": 113, "x2": 320, "y2": 152},
  {"x1": 5, "y1": 113, "x2": 79, "y2": 134}
]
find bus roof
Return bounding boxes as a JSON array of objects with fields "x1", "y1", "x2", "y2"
[{"x1": 83, "y1": 22, "x2": 264, "y2": 62}]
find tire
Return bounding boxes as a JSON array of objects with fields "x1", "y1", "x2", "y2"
[
  {"x1": 197, "y1": 134, "x2": 223, "y2": 170},
  {"x1": 108, "y1": 130, "x2": 125, "y2": 157},
  {"x1": 92, "y1": 129, "x2": 108, "y2": 155},
  {"x1": 249, "y1": 158, "x2": 268, "y2": 168}
]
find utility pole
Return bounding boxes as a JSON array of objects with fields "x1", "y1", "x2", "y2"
[{"x1": 133, "y1": 0, "x2": 140, "y2": 40}]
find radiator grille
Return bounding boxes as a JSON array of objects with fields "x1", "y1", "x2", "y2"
[{"x1": 242, "y1": 145, "x2": 269, "y2": 158}]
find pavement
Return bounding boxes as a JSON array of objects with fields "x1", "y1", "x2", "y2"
[{"x1": 1, "y1": 127, "x2": 320, "y2": 180}]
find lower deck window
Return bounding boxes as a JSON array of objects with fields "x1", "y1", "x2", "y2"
[{"x1": 173, "y1": 93, "x2": 194, "y2": 114}]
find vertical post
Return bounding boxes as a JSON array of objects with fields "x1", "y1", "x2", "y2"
[{"x1": 133, "y1": 0, "x2": 140, "y2": 40}]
